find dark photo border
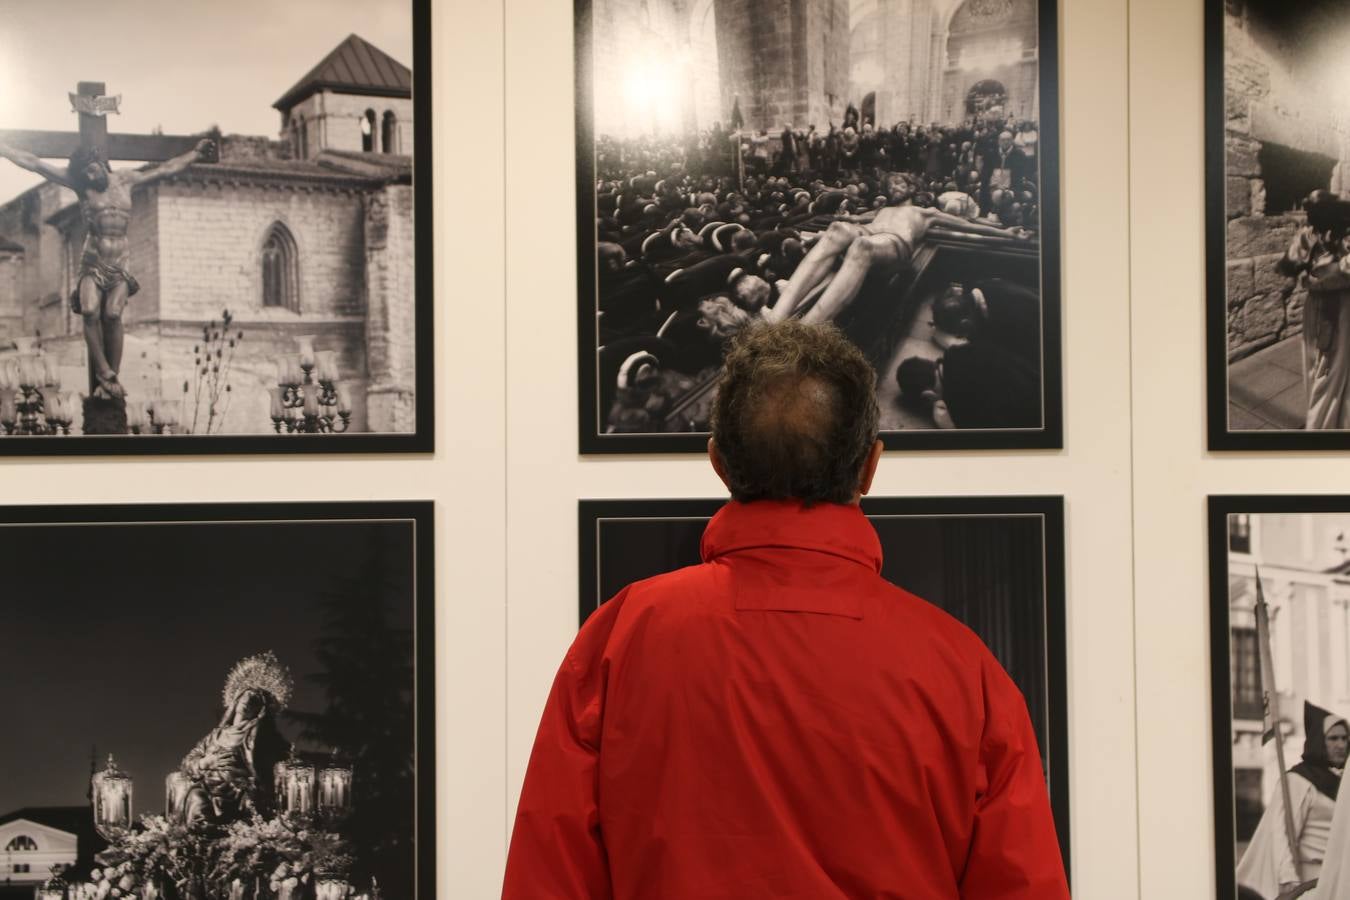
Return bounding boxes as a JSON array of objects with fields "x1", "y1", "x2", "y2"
[
  {"x1": 578, "y1": 495, "x2": 1070, "y2": 873},
  {"x1": 575, "y1": 0, "x2": 1063, "y2": 453},
  {"x1": 1207, "y1": 494, "x2": 1350, "y2": 896},
  {"x1": 0, "y1": 500, "x2": 437, "y2": 899},
  {"x1": 0, "y1": 0, "x2": 433, "y2": 456}
]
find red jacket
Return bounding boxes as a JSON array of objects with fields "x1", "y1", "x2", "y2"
[{"x1": 504, "y1": 500, "x2": 1068, "y2": 899}]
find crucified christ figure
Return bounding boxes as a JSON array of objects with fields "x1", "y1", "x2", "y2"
[
  {"x1": 764, "y1": 173, "x2": 1032, "y2": 325},
  {"x1": 0, "y1": 138, "x2": 212, "y2": 399}
]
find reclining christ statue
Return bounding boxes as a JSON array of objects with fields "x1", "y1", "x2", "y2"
[{"x1": 764, "y1": 173, "x2": 1032, "y2": 325}]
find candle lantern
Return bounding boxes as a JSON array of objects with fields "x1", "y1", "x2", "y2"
[
  {"x1": 35, "y1": 870, "x2": 67, "y2": 900},
  {"x1": 92, "y1": 754, "x2": 133, "y2": 840},
  {"x1": 165, "y1": 771, "x2": 192, "y2": 823},
  {"x1": 296, "y1": 336, "x2": 317, "y2": 374},
  {"x1": 268, "y1": 337, "x2": 351, "y2": 434},
  {"x1": 273, "y1": 746, "x2": 316, "y2": 819},
  {"x1": 317, "y1": 751, "x2": 353, "y2": 816},
  {"x1": 314, "y1": 874, "x2": 350, "y2": 900}
]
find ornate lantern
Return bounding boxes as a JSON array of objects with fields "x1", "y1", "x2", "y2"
[
  {"x1": 317, "y1": 751, "x2": 353, "y2": 816},
  {"x1": 314, "y1": 873, "x2": 350, "y2": 900},
  {"x1": 165, "y1": 771, "x2": 192, "y2": 823},
  {"x1": 91, "y1": 754, "x2": 133, "y2": 840},
  {"x1": 273, "y1": 746, "x2": 316, "y2": 819}
]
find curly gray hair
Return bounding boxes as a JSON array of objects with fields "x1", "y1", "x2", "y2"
[{"x1": 711, "y1": 321, "x2": 879, "y2": 505}]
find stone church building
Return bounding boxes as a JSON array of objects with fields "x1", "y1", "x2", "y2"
[{"x1": 0, "y1": 34, "x2": 417, "y2": 434}]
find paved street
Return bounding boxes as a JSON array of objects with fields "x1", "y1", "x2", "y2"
[{"x1": 1229, "y1": 336, "x2": 1305, "y2": 430}]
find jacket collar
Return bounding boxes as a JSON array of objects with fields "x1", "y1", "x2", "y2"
[{"x1": 700, "y1": 499, "x2": 883, "y2": 572}]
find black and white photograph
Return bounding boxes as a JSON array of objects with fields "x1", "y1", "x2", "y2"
[
  {"x1": 0, "y1": 502, "x2": 435, "y2": 900},
  {"x1": 0, "y1": 0, "x2": 432, "y2": 455},
  {"x1": 576, "y1": 0, "x2": 1061, "y2": 453},
  {"x1": 578, "y1": 495, "x2": 1070, "y2": 866},
  {"x1": 1209, "y1": 497, "x2": 1350, "y2": 899},
  {"x1": 1206, "y1": 0, "x2": 1350, "y2": 450}
]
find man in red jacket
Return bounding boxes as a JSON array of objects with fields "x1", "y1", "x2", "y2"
[{"x1": 503, "y1": 322, "x2": 1069, "y2": 899}]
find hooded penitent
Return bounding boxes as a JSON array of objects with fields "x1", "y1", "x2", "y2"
[
  {"x1": 1293, "y1": 701, "x2": 1348, "y2": 801},
  {"x1": 1237, "y1": 701, "x2": 1348, "y2": 898}
]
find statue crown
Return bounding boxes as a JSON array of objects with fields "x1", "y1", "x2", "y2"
[{"x1": 223, "y1": 651, "x2": 294, "y2": 711}]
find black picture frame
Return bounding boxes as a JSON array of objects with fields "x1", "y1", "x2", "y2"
[
  {"x1": 0, "y1": 500, "x2": 436, "y2": 900},
  {"x1": 575, "y1": 0, "x2": 1062, "y2": 454},
  {"x1": 0, "y1": 0, "x2": 433, "y2": 456},
  {"x1": 1205, "y1": 0, "x2": 1350, "y2": 450},
  {"x1": 1208, "y1": 494, "x2": 1350, "y2": 897},
  {"x1": 578, "y1": 495, "x2": 1070, "y2": 873}
]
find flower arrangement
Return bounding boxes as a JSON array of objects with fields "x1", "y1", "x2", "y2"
[
  {"x1": 209, "y1": 816, "x2": 352, "y2": 896},
  {"x1": 92, "y1": 814, "x2": 351, "y2": 900},
  {"x1": 92, "y1": 816, "x2": 215, "y2": 900}
]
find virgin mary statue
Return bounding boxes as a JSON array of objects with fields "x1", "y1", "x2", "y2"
[{"x1": 171, "y1": 651, "x2": 293, "y2": 826}]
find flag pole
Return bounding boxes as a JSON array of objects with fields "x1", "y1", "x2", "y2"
[{"x1": 1255, "y1": 564, "x2": 1305, "y2": 883}]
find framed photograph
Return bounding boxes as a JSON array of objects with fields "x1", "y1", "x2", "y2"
[
  {"x1": 579, "y1": 495, "x2": 1070, "y2": 869},
  {"x1": 1209, "y1": 496, "x2": 1350, "y2": 897},
  {"x1": 0, "y1": 501, "x2": 435, "y2": 900},
  {"x1": 1206, "y1": 0, "x2": 1350, "y2": 449},
  {"x1": 0, "y1": 0, "x2": 433, "y2": 455},
  {"x1": 576, "y1": 0, "x2": 1062, "y2": 453}
]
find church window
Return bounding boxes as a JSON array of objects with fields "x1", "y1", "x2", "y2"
[
  {"x1": 382, "y1": 111, "x2": 398, "y2": 154},
  {"x1": 261, "y1": 224, "x2": 300, "y2": 313},
  {"x1": 297, "y1": 118, "x2": 309, "y2": 159},
  {"x1": 1231, "y1": 625, "x2": 1262, "y2": 721},
  {"x1": 13, "y1": 864, "x2": 30, "y2": 873},
  {"x1": 6, "y1": 836, "x2": 37, "y2": 851},
  {"x1": 362, "y1": 109, "x2": 377, "y2": 152},
  {"x1": 1229, "y1": 514, "x2": 1252, "y2": 555}
]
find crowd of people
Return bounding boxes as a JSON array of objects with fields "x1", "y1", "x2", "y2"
[{"x1": 594, "y1": 110, "x2": 1043, "y2": 433}]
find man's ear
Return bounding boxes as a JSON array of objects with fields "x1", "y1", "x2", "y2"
[
  {"x1": 858, "y1": 439, "x2": 884, "y2": 497},
  {"x1": 708, "y1": 438, "x2": 732, "y2": 491}
]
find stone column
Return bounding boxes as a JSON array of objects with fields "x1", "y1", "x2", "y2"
[
  {"x1": 363, "y1": 185, "x2": 417, "y2": 433},
  {"x1": 714, "y1": 0, "x2": 851, "y2": 131}
]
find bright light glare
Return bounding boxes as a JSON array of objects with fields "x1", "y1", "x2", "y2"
[{"x1": 622, "y1": 58, "x2": 682, "y2": 135}]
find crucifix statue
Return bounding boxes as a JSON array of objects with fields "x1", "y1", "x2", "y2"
[{"x1": 0, "y1": 82, "x2": 215, "y2": 406}]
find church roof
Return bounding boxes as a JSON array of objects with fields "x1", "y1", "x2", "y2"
[
  {"x1": 274, "y1": 34, "x2": 412, "y2": 113},
  {"x1": 0, "y1": 806, "x2": 90, "y2": 837},
  {"x1": 171, "y1": 150, "x2": 411, "y2": 188}
]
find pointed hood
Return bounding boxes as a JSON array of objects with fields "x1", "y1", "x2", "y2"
[{"x1": 1291, "y1": 700, "x2": 1348, "y2": 801}]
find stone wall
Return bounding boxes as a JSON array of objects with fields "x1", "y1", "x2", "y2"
[
  {"x1": 1223, "y1": 0, "x2": 1350, "y2": 361},
  {"x1": 851, "y1": 0, "x2": 936, "y2": 126},
  {"x1": 0, "y1": 247, "x2": 23, "y2": 343},
  {"x1": 714, "y1": 0, "x2": 851, "y2": 132},
  {"x1": 0, "y1": 183, "x2": 79, "y2": 339},
  {"x1": 154, "y1": 181, "x2": 367, "y2": 323},
  {"x1": 364, "y1": 183, "x2": 417, "y2": 433}
]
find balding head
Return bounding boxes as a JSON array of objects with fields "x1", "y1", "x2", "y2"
[{"x1": 711, "y1": 322, "x2": 880, "y2": 505}]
